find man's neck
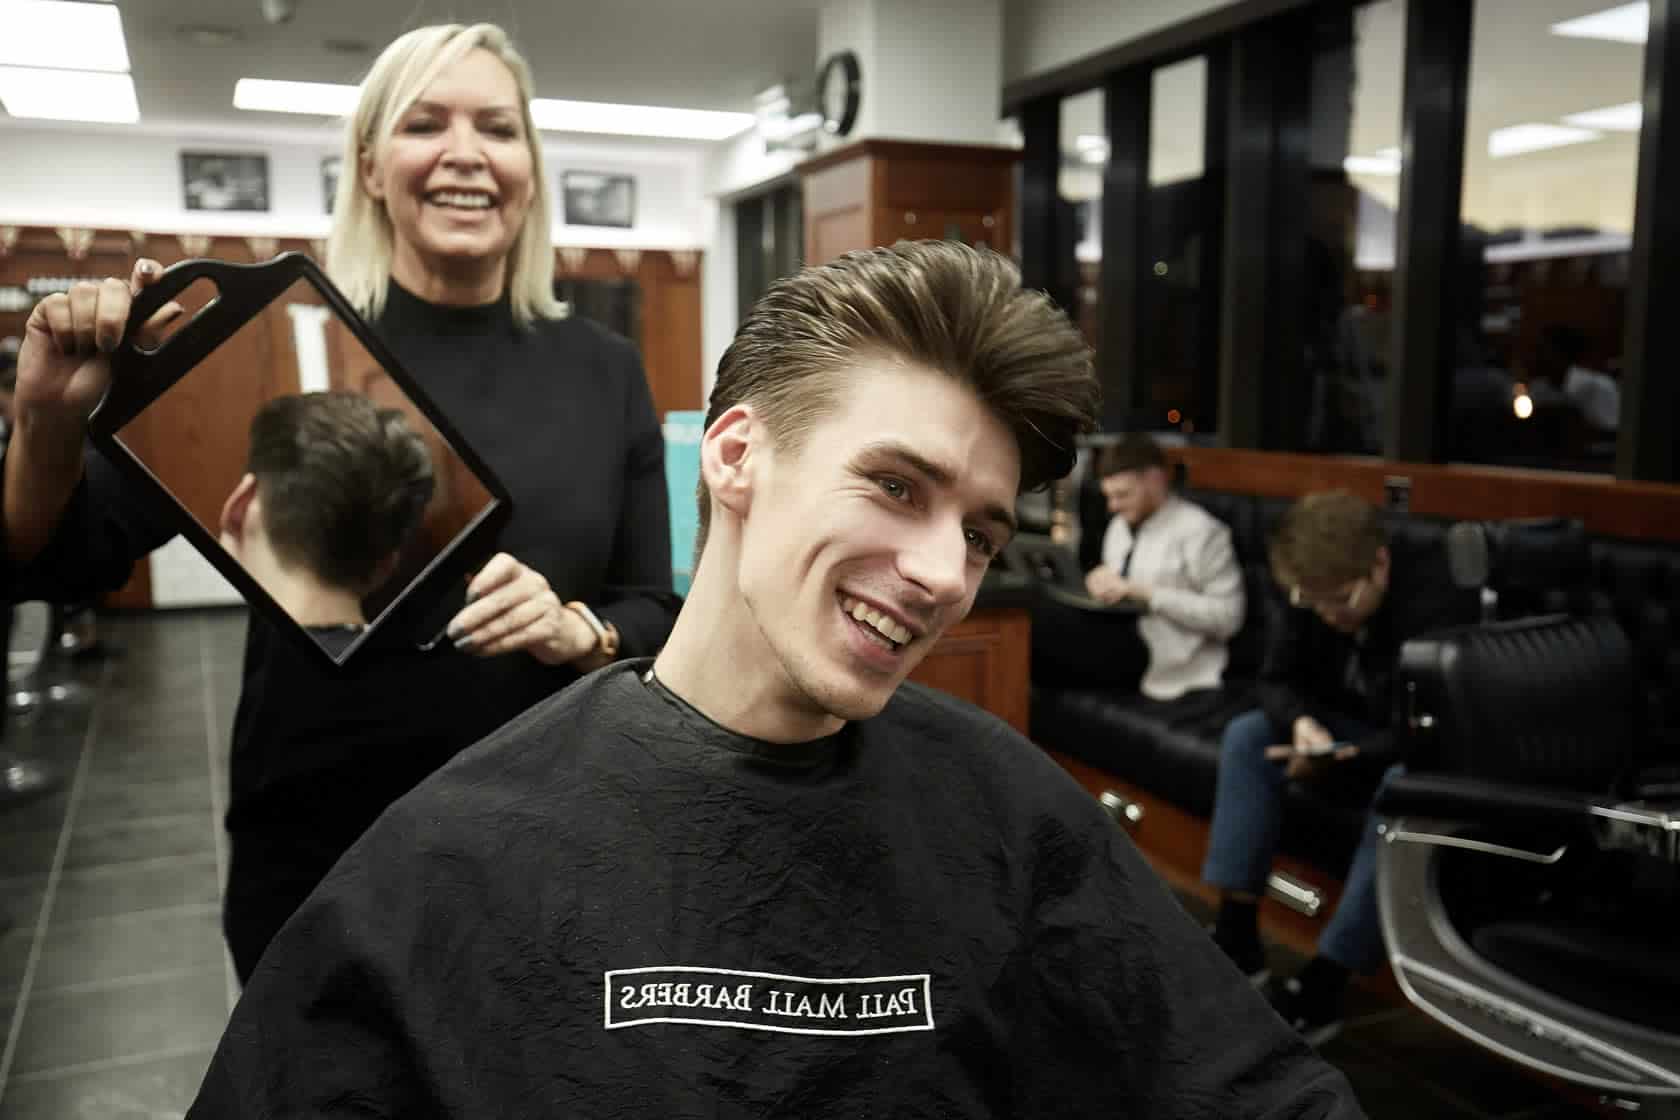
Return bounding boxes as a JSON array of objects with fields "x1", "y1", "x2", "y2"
[
  {"x1": 654, "y1": 549, "x2": 846, "y2": 744},
  {"x1": 247, "y1": 558, "x2": 367, "y2": 628}
]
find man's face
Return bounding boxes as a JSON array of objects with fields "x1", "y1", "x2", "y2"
[
  {"x1": 734, "y1": 362, "x2": 1020, "y2": 727},
  {"x1": 1100, "y1": 466, "x2": 1165, "y2": 526},
  {"x1": 1287, "y1": 547, "x2": 1391, "y2": 634}
]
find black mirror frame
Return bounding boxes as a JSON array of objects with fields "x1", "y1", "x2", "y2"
[{"x1": 85, "y1": 252, "x2": 514, "y2": 672}]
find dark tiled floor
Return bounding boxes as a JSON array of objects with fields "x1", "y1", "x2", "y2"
[{"x1": 0, "y1": 609, "x2": 1629, "y2": 1116}]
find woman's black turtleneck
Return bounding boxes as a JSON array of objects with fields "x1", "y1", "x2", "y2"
[{"x1": 375, "y1": 280, "x2": 676, "y2": 664}]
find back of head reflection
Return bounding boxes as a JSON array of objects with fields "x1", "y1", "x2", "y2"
[{"x1": 218, "y1": 392, "x2": 435, "y2": 637}]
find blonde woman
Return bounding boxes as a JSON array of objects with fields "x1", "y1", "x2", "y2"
[{"x1": 6, "y1": 24, "x2": 678, "y2": 977}]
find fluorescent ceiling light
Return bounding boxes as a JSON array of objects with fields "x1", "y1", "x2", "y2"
[
  {"x1": 0, "y1": 66, "x2": 138, "y2": 122},
  {"x1": 1344, "y1": 150, "x2": 1401, "y2": 175},
  {"x1": 1562, "y1": 100, "x2": 1643, "y2": 131},
  {"x1": 760, "y1": 111, "x2": 822, "y2": 143},
  {"x1": 0, "y1": 1, "x2": 131, "y2": 72},
  {"x1": 1551, "y1": 2, "x2": 1648, "y2": 44},
  {"x1": 234, "y1": 78, "x2": 359, "y2": 116},
  {"x1": 529, "y1": 98, "x2": 753, "y2": 140},
  {"x1": 1488, "y1": 122, "x2": 1602, "y2": 158},
  {"x1": 232, "y1": 80, "x2": 756, "y2": 140}
]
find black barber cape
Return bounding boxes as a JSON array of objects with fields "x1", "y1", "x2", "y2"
[{"x1": 190, "y1": 663, "x2": 1364, "y2": 1118}]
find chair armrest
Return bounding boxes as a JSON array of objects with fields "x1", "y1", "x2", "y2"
[{"x1": 1375, "y1": 772, "x2": 1599, "y2": 829}]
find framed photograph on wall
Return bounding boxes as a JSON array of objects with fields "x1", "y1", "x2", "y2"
[
  {"x1": 181, "y1": 151, "x2": 270, "y2": 212},
  {"x1": 561, "y1": 171, "x2": 636, "y2": 228},
  {"x1": 321, "y1": 155, "x2": 343, "y2": 214}
]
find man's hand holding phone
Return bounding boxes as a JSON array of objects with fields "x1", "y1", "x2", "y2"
[{"x1": 1265, "y1": 715, "x2": 1360, "y2": 780}]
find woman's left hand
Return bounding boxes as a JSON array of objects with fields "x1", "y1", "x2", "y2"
[{"x1": 447, "y1": 553, "x2": 597, "y2": 666}]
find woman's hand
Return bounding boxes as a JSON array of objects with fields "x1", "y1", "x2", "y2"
[
  {"x1": 447, "y1": 552, "x2": 605, "y2": 667},
  {"x1": 17, "y1": 259, "x2": 181, "y2": 429},
  {"x1": 6, "y1": 260, "x2": 182, "y2": 566}
]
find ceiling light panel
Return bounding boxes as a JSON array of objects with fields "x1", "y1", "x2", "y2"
[
  {"x1": 0, "y1": 66, "x2": 138, "y2": 122},
  {"x1": 0, "y1": 1, "x2": 131, "y2": 73},
  {"x1": 233, "y1": 78, "x2": 359, "y2": 116},
  {"x1": 1561, "y1": 101, "x2": 1643, "y2": 131},
  {"x1": 1550, "y1": 2, "x2": 1649, "y2": 44},
  {"x1": 528, "y1": 98, "x2": 754, "y2": 140},
  {"x1": 1488, "y1": 122, "x2": 1602, "y2": 158}
]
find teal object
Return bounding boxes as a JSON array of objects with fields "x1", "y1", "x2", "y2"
[{"x1": 662, "y1": 410, "x2": 705, "y2": 597}]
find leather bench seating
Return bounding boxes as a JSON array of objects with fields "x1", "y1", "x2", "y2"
[{"x1": 1029, "y1": 480, "x2": 1680, "y2": 886}]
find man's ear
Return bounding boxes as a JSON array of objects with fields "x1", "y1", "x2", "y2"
[
  {"x1": 700, "y1": 405, "x2": 759, "y2": 521},
  {"x1": 358, "y1": 146, "x2": 385, "y2": 202},
  {"x1": 219, "y1": 474, "x2": 259, "y2": 550}
]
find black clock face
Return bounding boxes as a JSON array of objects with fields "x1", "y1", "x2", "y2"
[{"x1": 818, "y1": 50, "x2": 860, "y2": 137}]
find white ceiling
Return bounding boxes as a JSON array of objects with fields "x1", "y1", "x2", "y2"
[{"x1": 4, "y1": 0, "x2": 822, "y2": 142}]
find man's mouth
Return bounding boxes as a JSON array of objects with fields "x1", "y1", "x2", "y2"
[
  {"x1": 837, "y1": 593, "x2": 915, "y2": 652},
  {"x1": 425, "y1": 189, "x2": 496, "y2": 211}
]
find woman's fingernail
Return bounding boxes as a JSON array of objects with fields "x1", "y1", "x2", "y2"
[{"x1": 453, "y1": 634, "x2": 474, "y2": 650}]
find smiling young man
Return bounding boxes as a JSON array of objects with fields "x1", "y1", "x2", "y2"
[{"x1": 188, "y1": 242, "x2": 1364, "y2": 1118}]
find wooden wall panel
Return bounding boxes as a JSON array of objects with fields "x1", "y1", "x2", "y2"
[
  {"x1": 1167, "y1": 446, "x2": 1680, "y2": 543},
  {"x1": 906, "y1": 607, "x2": 1031, "y2": 735}
]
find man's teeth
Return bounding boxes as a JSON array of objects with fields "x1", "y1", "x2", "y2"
[
  {"x1": 839, "y1": 595, "x2": 912, "y2": 645},
  {"x1": 429, "y1": 191, "x2": 492, "y2": 208}
]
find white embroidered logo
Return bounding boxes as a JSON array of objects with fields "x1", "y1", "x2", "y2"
[{"x1": 604, "y1": 966, "x2": 935, "y2": 1036}]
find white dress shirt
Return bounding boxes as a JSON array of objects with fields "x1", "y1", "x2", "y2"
[{"x1": 1101, "y1": 495, "x2": 1245, "y2": 700}]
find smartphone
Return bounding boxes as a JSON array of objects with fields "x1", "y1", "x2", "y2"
[{"x1": 1296, "y1": 740, "x2": 1352, "y2": 757}]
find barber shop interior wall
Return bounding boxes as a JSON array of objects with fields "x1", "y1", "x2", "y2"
[
  {"x1": 0, "y1": 122, "x2": 709, "y2": 249},
  {"x1": 1002, "y1": 0, "x2": 1232, "y2": 83}
]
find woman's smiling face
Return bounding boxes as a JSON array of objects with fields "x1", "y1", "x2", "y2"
[{"x1": 363, "y1": 47, "x2": 536, "y2": 279}]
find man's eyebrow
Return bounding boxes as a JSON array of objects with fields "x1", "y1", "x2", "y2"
[{"x1": 857, "y1": 440, "x2": 1018, "y2": 536}]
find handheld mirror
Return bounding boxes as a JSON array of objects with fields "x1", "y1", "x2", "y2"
[{"x1": 86, "y1": 253, "x2": 513, "y2": 670}]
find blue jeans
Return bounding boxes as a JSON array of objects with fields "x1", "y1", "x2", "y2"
[{"x1": 1200, "y1": 708, "x2": 1402, "y2": 975}]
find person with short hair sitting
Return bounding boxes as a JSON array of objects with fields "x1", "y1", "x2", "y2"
[
  {"x1": 1032, "y1": 433, "x2": 1244, "y2": 699},
  {"x1": 187, "y1": 242, "x2": 1365, "y2": 1117},
  {"x1": 1202, "y1": 491, "x2": 1477, "y2": 1045}
]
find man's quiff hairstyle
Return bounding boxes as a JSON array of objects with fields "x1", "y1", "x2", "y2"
[
  {"x1": 1269, "y1": 490, "x2": 1388, "y2": 592},
  {"x1": 696, "y1": 239, "x2": 1100, "y2": 552},
  {"x1": 325, "y1": 22, "x2": 563, "y2": 327}
]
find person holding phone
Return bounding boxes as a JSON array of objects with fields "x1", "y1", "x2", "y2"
[{"x1": 1200, "y1": 492, "x2": 1478, "y2": 1044}]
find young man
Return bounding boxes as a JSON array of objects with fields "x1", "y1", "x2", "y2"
[
  {"x1": 1202, "y1": 492, "x2": 1477, "y2": 1044},
  {"x1": 1082, "y1": 433, "x2": 1244, "y2": 699},
  {"x1": 187, "y1": 242, "x2": 1362, "y2": 1116}
]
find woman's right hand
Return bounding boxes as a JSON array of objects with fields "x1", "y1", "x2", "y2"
[{"x1": 17, "y1": 258, "x2": 181, "y2": 428}]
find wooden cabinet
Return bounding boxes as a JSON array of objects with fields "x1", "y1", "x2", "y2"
[
  {"x1": 799, "y1": 140, "x2": 1018, "y2": 265},
  {"x1": 906, "y1": 606, "x2": 1030, "y2": 735}
]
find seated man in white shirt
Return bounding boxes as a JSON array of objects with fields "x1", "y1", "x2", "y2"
[{"x1": 1034, "y1": 434, "x2": 1246, "y2": 699}]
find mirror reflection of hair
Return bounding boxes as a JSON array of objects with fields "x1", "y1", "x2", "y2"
[{"x1": 228, "y1": 392, "x2": 436, "y2": 624}]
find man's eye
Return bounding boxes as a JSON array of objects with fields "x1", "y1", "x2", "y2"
[
  {"x1": 965, "y1": 528, "x2": 998, "y2": 557},
  {"x1": 878, "y1": 478, "x2": 910, "y2": 502}
]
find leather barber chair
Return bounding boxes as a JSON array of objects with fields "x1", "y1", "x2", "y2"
[{"x1": 1375, "y1": 606, "x2": 1679, "y2": 1109}]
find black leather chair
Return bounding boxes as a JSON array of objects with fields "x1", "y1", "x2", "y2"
[{"x1": 1375, "y1": 613, "x2": 1680, "y2": 1103}]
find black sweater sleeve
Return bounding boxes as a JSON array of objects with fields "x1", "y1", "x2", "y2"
[
  {"x1": 595, "y1": 343, "x2": 680, "y2": 659},
  {"x1": 1257, "y1": 594, "x2": 1312, "y2": 735},
  {"x1": 0, "y1": 446, "x2": 174, "y2": 605}
]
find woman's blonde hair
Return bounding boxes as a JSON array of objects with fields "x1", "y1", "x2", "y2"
[{"x1": 325, "y1": 23, "x2": 562, "y2": 326}]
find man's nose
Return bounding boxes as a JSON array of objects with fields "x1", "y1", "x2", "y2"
[{"x1": 897, "y1": 524, "x2": 969, "y2": 606}]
